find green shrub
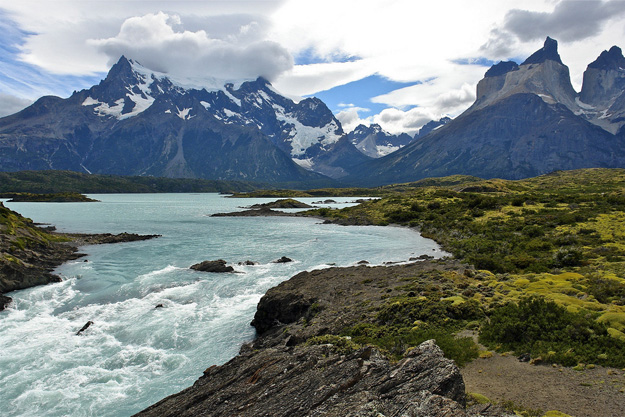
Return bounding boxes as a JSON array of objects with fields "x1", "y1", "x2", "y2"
[{"x1": 480, "y1": 296, "x2": 625, "y2": 367}]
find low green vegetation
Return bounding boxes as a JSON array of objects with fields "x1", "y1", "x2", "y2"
[
  {"x1": 301, "y1": 168, "x2": 625, "y2": 368},
  {"x1": 2, "y1": 192, "x2": 98, "y2": 202},
  {"x1": 0, "y1": 202, "x2": 69, "y2": 252},
  {"x1": 230, "y1": 187, "x2": 389, "y2": 198},
  {"x1": 0, "y1": 170, "x2": 259, "y2": 194}
]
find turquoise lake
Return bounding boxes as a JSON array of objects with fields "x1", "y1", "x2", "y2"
[{"x1": 0, "y1": 194, "x2": 444, "y2": 416}]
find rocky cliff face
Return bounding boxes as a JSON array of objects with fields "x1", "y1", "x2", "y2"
[
  {"x1": 471, "y1": 37, "x2": 578, "y2": 113},
  {"x1": 579, "y1": 46, "x2": 625, "y2": 134},
  {"x1": 346, "y1": 37, "x2": 625, "y2": 186},
  {"x1": 136, "y1": 340, "x2": 469, "y2": 417}
]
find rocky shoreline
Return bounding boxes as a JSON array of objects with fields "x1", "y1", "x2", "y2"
[
  {"x1": 135, "y1": 260, "x2": 513, "y2": 417},
  {"x1": 0, "y1": 202, "x2": 160, "y2": 310}
]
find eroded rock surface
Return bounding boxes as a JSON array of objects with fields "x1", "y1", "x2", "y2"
[{"x1": 135, "y1": 340, "x2": 467, "y2": 417}]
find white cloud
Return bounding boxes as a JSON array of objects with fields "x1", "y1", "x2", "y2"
[
  {"x1": 90, "y1": 12, "x2": 292, "y2": 81},
  {"x1": 0, "y1": 93, "x2": 32, "y2": 117},
  {"x1": 1, "y1": 1, "x2": 287, "y2": 77},
  {"x1": 374, "y1": 107, "x2": 441, "y2": 136},
  {"x1": 336, "y1": 104, "x2": 441, "y2": 136},
  {"x1": 272, "y1": 60, "x2": 374, "y2": 97},
  {"x1": 336, "y1": 106, "x2": 373, "y2": 133}
]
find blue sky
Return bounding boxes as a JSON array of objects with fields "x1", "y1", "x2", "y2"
[
  {"x1": 308, "y1": 75, "x2": 419, "y2": 115},
  {"x1": 1, "y1": 0, "x2": 625, "y2": 134}
]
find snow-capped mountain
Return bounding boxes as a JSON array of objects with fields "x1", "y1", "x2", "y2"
[
  {"x1": 345, "y1": 37, "x2": 625, "y2": 186},
  {"x1": 347, "y1": 124, "x2": 413, "y2": 158},
  {"x1": 0, "y1": 56, "x2": 361, "y2": 183}
]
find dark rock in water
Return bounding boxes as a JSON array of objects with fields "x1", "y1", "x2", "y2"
[
  {"x1": 76, "y1": 321, "x2": 94, "y2": 336},
  {"x1": 238, "y1": 260, "x2": 259, "y2": 266},
  {"x1": 272, "y1": 256, "x2": 292, "y2": 264},
  {"x1": 155, "y1": 304, "x2": 164, "y2": 309},
  {"x1": 0, "y1": 294, "x2": 12, "y2": 311},
  {"x1": 357, "y1": 260, "x2": 369, "y2": 265},
  {"x1": 312, "y1": 199, "x2": 337, "y2": 204},
  {"x1": 190, "y1": 259, "x2": 234, "y2": 273},
  {"x1": 134, "y1": 340, "x2": 468, "y2": 417}
]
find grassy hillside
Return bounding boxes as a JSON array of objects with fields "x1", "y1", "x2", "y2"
[{"x1": 302, "y1": 168, "x2": 625, "y2": 368}]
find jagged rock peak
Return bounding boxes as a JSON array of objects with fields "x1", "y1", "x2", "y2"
[
  {"x1": 588, "y1": 46, "x2": 625, "y2": 70},
  {"x1": 522, "y1": 36, "x2": 563, "y2": 65},
  {"x1": 353, "y1": 123, "x2": 384, "y2": 134},
  {"x1": 485, "y1": 61, "x2": 519, "y2": 78},
  {"x1": 103, "y1": 55, "x2": 136, "y2": 82}
]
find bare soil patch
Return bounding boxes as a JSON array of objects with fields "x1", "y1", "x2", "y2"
[{"x1": 462, "y1": 353, "x2": 625, "y2": 417}]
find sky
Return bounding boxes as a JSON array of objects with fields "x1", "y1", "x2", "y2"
[{"x1": 1, "y1": 0, "x2": 624, "y2": 135}]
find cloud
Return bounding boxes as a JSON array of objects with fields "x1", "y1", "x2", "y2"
[
  {"x1": 0, "y1": 93, "x2": 32, "y2": 117},
  {"x1": 373, "y1": 107, "x2": 440, "y2": 136},
  {"x1": 335, "y1": 105, "x2": 372, "y2": 133},
  {"x1": 503, "y1": 0, "x2": 625, "y2": 43},
  {"x1": 336, "y1": 104, "x2": 440, "y2": 136},
  {"x1": 91, "y1": 12, "x2": 293, "y2": 81},
  {"x1": 273, "y1": 60, "x2": 374, "y2": 97},
  {"x1": 372, "y1": 64, "x2": 484, "y2": 115}
]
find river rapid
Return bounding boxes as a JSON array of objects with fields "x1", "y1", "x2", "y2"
[{"x1": 0, "y1": 194, "x2": 444, "y2": 416}]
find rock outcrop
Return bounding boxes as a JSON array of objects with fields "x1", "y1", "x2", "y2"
[{"x1": 249, "y1": 199, "x2": 312, "y2": 209}]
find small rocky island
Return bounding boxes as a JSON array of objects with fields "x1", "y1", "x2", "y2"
[{"x1": 212, "y1": 199, "x2": 313, "y2": 218}]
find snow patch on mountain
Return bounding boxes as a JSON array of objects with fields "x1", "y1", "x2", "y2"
[
  {"x1": 375, "y1": 145, "x2": 401, "y2": 157},
  {"x1": 177, "y1": 107, "x2": 194, "y2": 120},
  {"x1": 277, "y1": 115, "x2": 342, "y2": 157},
  {"x1": 293, "y1": 158, "x2": 315, "y2": 169}
]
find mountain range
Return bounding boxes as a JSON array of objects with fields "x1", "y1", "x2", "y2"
[
  {"x1": 0, "y1": 37, "x2": 624, "y2": 186},
  {"x1": 0, "y1": 57, "x2": 372, "y2": 185}
]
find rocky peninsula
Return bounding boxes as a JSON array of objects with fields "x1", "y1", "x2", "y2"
[{"x1": 136, "y1": 260, "x2": 513, "y2": 417}]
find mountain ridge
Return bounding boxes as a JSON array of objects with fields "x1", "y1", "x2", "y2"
[
  {"x1": 0, "y1": 57, "x2": 365, "y2": 184},
  {"x1": 344, "y1": 37, "x2": 625, "y2": 186}
]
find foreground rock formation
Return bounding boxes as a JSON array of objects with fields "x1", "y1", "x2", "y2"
[{"x1": 137, "y1": 340, "x2": 469, "y2": 417}]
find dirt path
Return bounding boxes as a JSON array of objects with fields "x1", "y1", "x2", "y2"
[{"x1": 462, "y1": 353, "x2": 625, "y2": 417}]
